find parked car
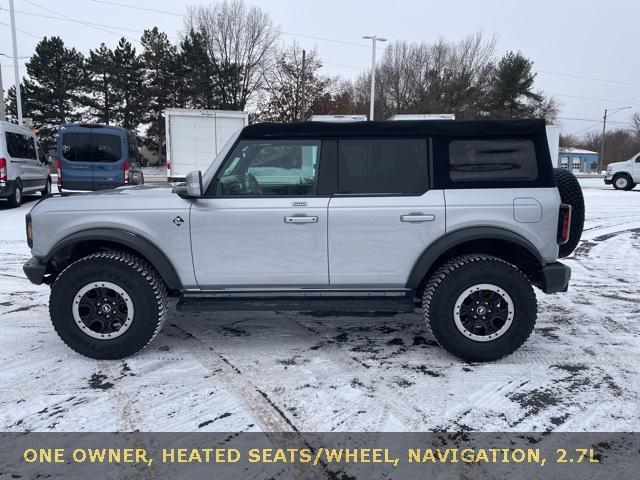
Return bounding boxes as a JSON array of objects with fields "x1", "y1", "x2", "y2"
[
  {"x1": 56, "y1": 123, "x2": 143, "y2": 191},
  {"x1": 0, "y1": 120, "x2": 52, "y2": 207},
  {"x1": 24, "y1": 119, "x2": 584, "y2": 362},
  {"x1": 605, "y1": 152, "x2": 640, "y2": 190}
]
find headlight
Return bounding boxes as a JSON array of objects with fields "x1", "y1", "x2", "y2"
[{"x1": 25, "y1": 213, "x2": 33, "y2": 248}]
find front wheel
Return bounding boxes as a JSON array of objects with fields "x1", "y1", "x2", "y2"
[
  {"x1": 50, "y1": 250, "x2": 168, "y2": 359},
  {"x1": 613, "y1": 174, "x2": 635, "y2": 191},
  {"x1": 422, "y1": 254, "x2": 537, "y2": 362}
]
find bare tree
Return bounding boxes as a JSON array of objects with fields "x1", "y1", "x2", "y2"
[
  {"x1": 351, "y1": 33, "x2": 498, "y2": 120},
  {"x1": 186, "y1": 0, "x2": 280, "y2": 110}
]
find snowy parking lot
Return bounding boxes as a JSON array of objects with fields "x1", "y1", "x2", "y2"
[{"x1": 1, "y1": 177, "x2": 639, "y2": 432}]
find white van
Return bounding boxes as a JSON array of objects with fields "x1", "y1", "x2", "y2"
[{"x1": 0, "y1": 121, "x2": 52, "y2": 207}]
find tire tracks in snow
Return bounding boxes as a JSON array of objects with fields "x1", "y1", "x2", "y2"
[{"x1": 166, "y1": 322, "x2": 297, "y2": 432}]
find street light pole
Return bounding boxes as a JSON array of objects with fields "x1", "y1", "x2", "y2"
[
  {"x1": 362, "y1": 35, "x2": 387, "y2": 121},
  {"x1": 9, "y1": 0, "x2": 23, "y2": 126},
  {"x1": 598, "y1": 106, "x2": 631, "y2": 172}
]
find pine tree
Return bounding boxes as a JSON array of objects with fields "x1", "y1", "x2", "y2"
[
  {"x1": 177, "y1": 29, "x2": 217, "y2": 109},
  {"x1": 111, "y1": 38, "x2": 145, "y2": 131},
  {"x1": 141, "y1": 27, "x2": 180, "y2": 163},
  {"x1": 84, "y1": 43, "x2": 116, "y2": 124},
  {"x1": 489, "y1": 51, "x2": 543, "y2": 118},
  {"x1": 7, "y1": 37, "x2": 84, "y2": 148}
]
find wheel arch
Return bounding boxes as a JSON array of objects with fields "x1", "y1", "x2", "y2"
[
  {"x1": 407, "y1": 227, "x2": 545, "y2": 291},
  {"x1": 45, "y1": 228, "x2": 183, "y2": 293}
]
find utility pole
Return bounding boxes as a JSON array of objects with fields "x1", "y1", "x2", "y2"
[
  {"x1": 9, "y1": 0, "x2": 23, "y2": 125},
  {"x1": 362, "y1": 35, "x2": 387, "y2": 121},
  {"x1": 598, "y1": 106, "x2": 631, "y2": 172},
  {"x1": 300, "y1": 49, "x2": 306, "y2": 121}
]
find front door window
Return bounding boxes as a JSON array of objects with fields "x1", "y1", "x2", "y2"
[{"x1": 216, "y1": 140, "x2": 321, "y2": 196}]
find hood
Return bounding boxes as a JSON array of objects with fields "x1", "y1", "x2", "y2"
[
  {"x1": 607, "y1": 160, "x2": 631, "y2": 169},
  {"x1": 32, "y1": 184, "x2": 191, "y2": 214}
]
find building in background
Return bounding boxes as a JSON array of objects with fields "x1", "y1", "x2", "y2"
[{"x1": 558, "y1": 147, "x2": 599, "y2": 173}]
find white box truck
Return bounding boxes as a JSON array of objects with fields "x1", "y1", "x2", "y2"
[{"x1": 165, "y1": 109, "x2": 248, "y2": 182}]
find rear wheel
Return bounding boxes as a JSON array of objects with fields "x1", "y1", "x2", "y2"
[
  {"x1": 7, "y1": 180, "x2": 23, "y2": 208},
  {"x1": 50, "y1": 250, "x2": 168, "y2": 359},
  {"x1": 40, "y1": 176, "x2": 52, "y2": 196},
  {"x1": 422, "y1": 254, "x2": 537, "y2": 362}
]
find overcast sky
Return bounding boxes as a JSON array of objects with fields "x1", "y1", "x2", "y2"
[{"x1": 1, "y1": 0, "x2": 638, "y2": 135}]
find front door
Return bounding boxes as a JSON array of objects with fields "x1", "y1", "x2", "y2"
[
  {"x1": 191, "y1": 139, "x2": 329, "y2": 289},
  {"x1": 60, "y1": 130, "x2": 93, "y2": 190},
  {"x1": 328, "y1": 138, "x2": 446, "y2": 287}
]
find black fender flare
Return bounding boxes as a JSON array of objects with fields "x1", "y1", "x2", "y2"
[
  {"x1": 406, "y1": 226, "x2": 545, "y2": 289},
  {"x1": 46, "y1": 228, "x2": 183, "y2": 290}
]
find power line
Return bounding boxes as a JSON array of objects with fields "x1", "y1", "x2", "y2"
[
  {"x1": 539, "y1": 70, "x2": 640, "y2": 89},
  {"x1": 0, "y1": 6, "x2": 158, "y2": 36},
  {"x1": 0, "y1": 19, "x2": 40, "y2": 39},
  {"x1": 88, "y1": 0, "x2": 373, "y2": 49},
  {"x1": 22, "y1": 0, "x2": 140, "y2": 44},
  {"x1": 90, "y1": 0, "x2": 183, "y2": 17}
]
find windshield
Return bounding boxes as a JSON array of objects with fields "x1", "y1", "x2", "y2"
[{"x1": 202, "y1": 129, "x2": 242, "y2": 188}]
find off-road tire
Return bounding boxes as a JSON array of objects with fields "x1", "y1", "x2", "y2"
[
  {"x1": 553, "y1": 168, "x2": 585, "y2": 257},
  {"x1": 50, "y1": 250, "x2": 168, "y2": 359},
  {"x1": 612, "y1": 173, "x2": 635, "y2": 191},
  {"x1": 40, "y1": 176, "x2": 52, "y2": 196},
  {"x1": 7, "y1": 180, "x2": 23, "y2": 208},
  {"x1": 422, "y1": 254, "x2": 537, "y2": 362}
]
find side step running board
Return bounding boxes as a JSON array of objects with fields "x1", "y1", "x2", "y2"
[{"x1": 176, "y1": 296, "x2": 417, "y2": 313}]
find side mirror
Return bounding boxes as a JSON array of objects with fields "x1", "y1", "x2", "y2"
[{"x1": 186, "y1": 170, "x2": 203, "y2": 197}]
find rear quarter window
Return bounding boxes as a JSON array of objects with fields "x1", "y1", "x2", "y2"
[
  {"x1": 5, "y1": 132, "x2": 37, "y2": 160},
  {"x1": 432, "y1": 136, "x2": 553, "y2": 189},
  {"x1": 449, "y1": 139, "x2": 537, "y2": 182}
]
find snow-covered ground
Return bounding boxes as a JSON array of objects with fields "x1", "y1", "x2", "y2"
[{"x1": 1, "y1": 178, "x2": 639, "y2": 432}]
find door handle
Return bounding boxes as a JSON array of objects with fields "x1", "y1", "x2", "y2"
[
  {"x1": 401, "y1": 214, "x2": 435, "y2": 223},
  {"x1": 284, "y1": 216, "x2": 318, "y2": 224}
]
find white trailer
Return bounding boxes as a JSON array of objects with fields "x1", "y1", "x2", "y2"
[{"x1": 165, "y1": 109, "x2": 248, "y2": 181}]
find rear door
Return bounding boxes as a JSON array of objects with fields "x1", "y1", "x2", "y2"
[
  {"x1": 5, "y1": 130, "x2": 40, "y2": 190},
  {"x1": 328, "y1": 138, "x2": 446, "y2": 287},
  {"x1": 91, "y1": 130, "x2": 125, "y2": 189},
  {"x1": 168, "y1": 112, "x2": 216, "y2": 179},
  {"x1": 60, "y1": 129, "x2": 93, "y2": 190}
]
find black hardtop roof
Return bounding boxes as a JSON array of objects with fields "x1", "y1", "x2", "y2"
[{"x1": 240, "y1": 118, "x2": 547, "y2": 139}]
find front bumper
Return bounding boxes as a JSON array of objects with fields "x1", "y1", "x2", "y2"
[
  {"x1": 604, "y1": 175, "x2": 613, "y2": 185},
  {"x1": 23, "y1": 256, "x2": 47, "y2": 285},
  {"x1": 539, "y1": 261, "x2": 571, "y2": 294}
]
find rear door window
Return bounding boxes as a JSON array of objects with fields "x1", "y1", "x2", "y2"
[
  {"x1": 337, "y1": 139, "x2": 428, "y2": 195},
  {"x1": 5, "y1": 132, "x2": 37, "y2": 160},
  {"x1": 92, "y1": 133, "x2": 122, "y2": 163},
  {"x1": 62, "y1": 132, "x2": 92, "y2": 162},
  {"x1": 448, "y1": 139, "x2": 537, "y2": 182}
]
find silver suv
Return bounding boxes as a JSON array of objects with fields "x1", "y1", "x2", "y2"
[{"x1": 23, "y1": 119, "x2": 584, "y2": 362}]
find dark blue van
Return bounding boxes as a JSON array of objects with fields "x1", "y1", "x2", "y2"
[{"x1": 56, "y1": 124, "x2": 144, "y2": 191}]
